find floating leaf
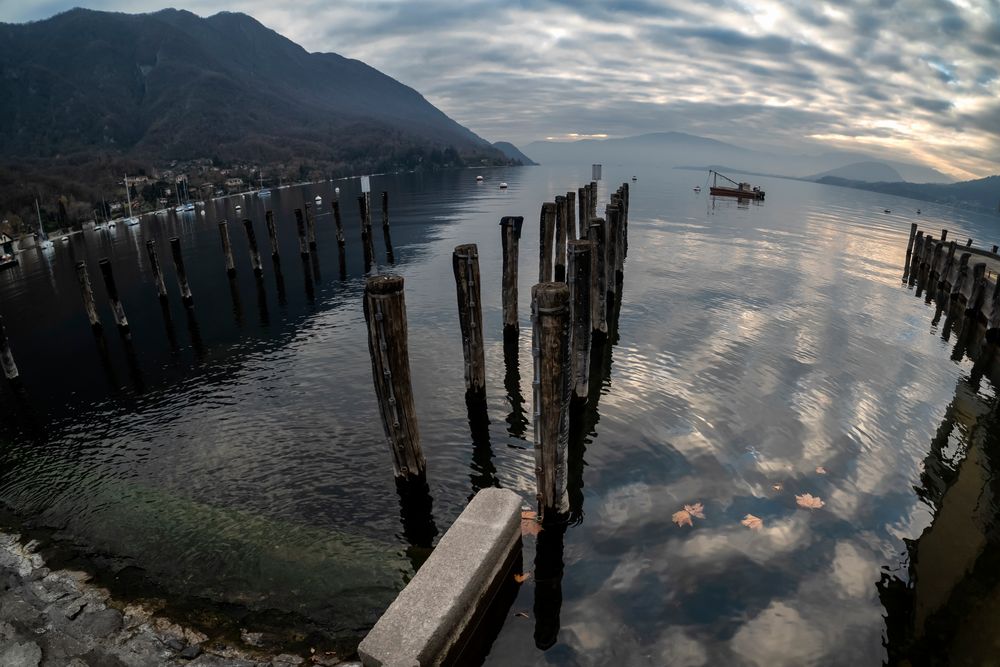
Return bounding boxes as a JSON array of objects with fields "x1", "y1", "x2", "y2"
[
  {"x1": 815, "y1": 466, "x2": 827, "y2": 475},
  {"x1": 672, "y1": 502, "x2": 704, "y2": 527},
  {"x1": 741, "y1": 514, "x2": 763, "y2": 530},
  {"x1": 771, "y1": 482, "x2": 783, "y2": 492},
  {"x1": 521, "y1": 510, "x2": 543, "y2": 537},
  {"x1": 514, "y1": 572, "x2": 530, "y2": 583},
  {"x1": 796, "y1": 493, "x2": 825, "y2": 509}
]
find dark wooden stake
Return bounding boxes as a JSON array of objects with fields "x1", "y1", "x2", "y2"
[
  {"x1": 305, "y1": 203, "x2": 318, "y2": 250},
  {"x1": 500, "y1": 216, "x2": 524, "y2": 334},
  {"x1": 98, "y1": 258, "x2": 129, "y2": 332},
  {"x1": 531, "y1": 281, "x2": 571, "y2": 520},
  {"x1": 905, "y1": 223, "x2": 918, "y2": 259},
  {"x1": 294, "y1": 208, "x2": 309, "y2": 258},
  {"x1": 967, "y1": 238, "x2": 974, "y2": 247},
  {"x1": 170, "y1": 237, "x2": 194, "y2": 306},
  {"x1": 219, "y1": 220, "x2": 236, "y2": 276},
  {"x1": 567, "y1": 240, "x2": 592, "y2": 402},
  {"x1": 333, "y1": 198, "x2": 346, "y2": 248},
  {"x1": 539, "y1": 202, "x2": 556, "y2": 283},
  {"x1": 578, "y1": 186, "x2": 588, "y2": 234},
  {"x1": 243, "y1": 218, "x2": 264, "y2": 277},
  {"x1": 265, "y1": 210, "x2": 280, "y2": 260},
  {"x1": 589, "y1": 217, "x2": 608, "y2": 335},
  {"x1": 382, "y1": 191, "x2": 395, "y2": 264},
  {"x1": 359, "y1": 195, "x2": 376, "y2": 272},
  {"x1": 589, "y1": 181, "x2": 597, "y2": 219},
  {"x1": 363, "y1": 275, "x2": 425, "y2": 480},
  {"x1": 75, "y1": 261, "x2": 101, "y2": 329},
  {"x1": 554, "y1": 195, "x2": 567, "y2": 282},
  {"x1": 941, "y1": 229, "x2": 948, "y2": 242},
  {"x1": 453, "y1": 244, "x2": 486, "y2": 396},
  {"x1": 968, "y1": 262, "x2": 987, "y2": 318},
  {"x1": 146, "y1": 240, "x2": 168, "y2": 301},
  {"x1": 0, "y1": 316, "x2": 19, "y2": 381},
  {"x1": 566, "y1": 191, "x2": 577, "y2": 241}
]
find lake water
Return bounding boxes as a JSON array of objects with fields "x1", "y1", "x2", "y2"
[{"x1": 1, "y1": 164, "x2": 999, "y2": 664}]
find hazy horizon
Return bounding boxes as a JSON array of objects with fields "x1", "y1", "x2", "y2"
[{"x1": 1, "y1": 1, "x2": 998, "y2": 180}]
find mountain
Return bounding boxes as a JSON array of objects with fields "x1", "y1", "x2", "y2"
[
  {"x1": 0, "y1": 8, "x2": 510, "y2": 167},
  {"x1": 526, "y1": 132, "x2": 952, "y2": 183},
  {"x1": 808, "y1": 161, "x2": 903, "y2": 183},
  {"x1": 492, "y1": 142, "x2": 537, "y2": 165},
  {"x1": 815, "y1": 175, "x2": 1000, "y2": 213}
]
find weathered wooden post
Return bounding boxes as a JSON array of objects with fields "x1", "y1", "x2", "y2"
[
  {"x1": 294, "y1": 209, "x2": 310, "y2": 258},
  {"x1": 382, "y1": 191, "x2": 395, "y2": 264},
  {"x1": 531, "y1": 282, "x2": 571, "y2": 520},
  {"x1": 363, "y1": 275, "x2": 425, "y2": 480},
  {"x1": 952, "y1": 253, "x2": 971, "y2": 301},
  {"x1": 145, "y1": 241, "x2": 168, "y2": 302},
  {"x1": 539, "y1": 202, "x2": 556, "y2": 282},
  {"x1": 908, "y1": 232, "x2": 924, "y2": 281},
  {"x1": 170, "y1": 237, "x2": 194, "y2": 306},
  {"x1": 265, "y1": 210, "x2": 280, "y2": 260},
  {"x1": 567, "y1": 240, "x2": 592, "y2": 402},
  {"x1": 589, "y1": 217, "x2": 608, "y2": 335},
  {"x1": 930, "y1": 241, "x2": 944, "y2": 278},
  {"x1": 967, "y1": 238, "x2": 974, "y2": 247},
  {"x1": 359, "y1": 195, "x2": 376, "y2": 272},
  {"x1": 993, "y1": 245, "x2": 998, "y2": 255},
  {"x1": 605, "y1": 202, "x2": 621, "y2": 296},
  {"x1": 554, "y1": 195, "x2": 567, "y2": 282},
  {"x1": 905, "y1": 223, "x2": 917, "y2": 259},
  {"x1": 218, "y1": 220, "x2": 237, "y2": 276},
  {"x1": 98, "y1": 258, "x2": 129, "y2": 333},
  {"x1": 500, "y1": 216, "x2": 524, "y2": 336},
  {"x1": 0, "y1": 316, "x2": 19, "y2": 381},
  {"x1": 243, "y1": 218, "x2": 264, "y2": 277},
  {"x1": 968, "y1": 262, "x2": 987, "y2": 318},
  {"x1": 578, "y1": 186, "x2": 588, "y2": 233},
  {"x1": 566, "y1": 191, "x2": 576, "y2": 241},
  {"x1": 941, "y1": 229, "x2": 948, "y2": 243},
  {"x1": 940, "y1": 241, "x2": 958, "y2": 289},
  {"x1": 589, "y1": 181, "x2": 597, "y2": 219},
  {"x1": 987, "y1": 279, "x2": 1000, "y2": 342},
  {"x1": 453, "y1": 244, "x2": 486, "y2": 397},
  {"x1": 305, "y1": 203, "x2": 318, "y2": 250},
  {"x1": 75, "y1": 261, "x2": 101, "y2": 329},
  {"x1": 333, "y1": 198, "x2": 346, "y2": 248}
]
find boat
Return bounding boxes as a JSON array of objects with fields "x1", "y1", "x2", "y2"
[
  {"x1": 632, "y1": 176, "x2": 637, "y2": 181},
  {"x1": 708, "y1": 170, "x2": 765, "y2": 200},
  {"x1": 0, "y1": 234, "x2": 18, "y2": 269},
  {"x1": 476, "y1": 175, "x2": 484, "y2": 182},
  {"x1": 123, "y1": 173, "x2": 140, "y2": 226},
  {"x1": 34, "y1": 200, "x2": 55, "y2": 251},
  {"x1": 499, "y1": 182, "x2": 508, "y2": 189},
  {"x1": 693, "y1": 186, "x2": 701, "y2": 192},
  {"x1": 257, "y1": 172, "x2": 271, "y2": 197},
  {"x1": 174, "y1": 180, "x2": 195, "y2": 213},
  {"x1": 917, "y1": 209, "x2": 922, "y2": 215},
  {"x1": 884, "y1": 209, "x2": 891, "y2": 213},
  {"x1": 0, "y1": 253, "x2": 16, "y2": 270},
  {"x1": 315, "y1": 195, "x2": 322, "y2": 205}
]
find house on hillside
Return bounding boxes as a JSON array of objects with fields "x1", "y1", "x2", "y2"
[{"x1": 224, "y1": 178, "x2": 244, "y2": 192}]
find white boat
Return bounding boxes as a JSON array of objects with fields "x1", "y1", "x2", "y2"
[
  {"x1": 258, "y1": 189, "x2": 271, "y2": 197},
  {"x1": 476, "y1": 175, "x2": 484, "y2": 182},
  {"x1": 334, "y1": 187, "x2": 340, "y2": 195},
  {"x1": 315, "y1": 195, "x2": 322, "y2": 204},
  {"x1": 123, "y1": 172, "x2": 140, "y2": 226},
  {"x1": 34, "y1": 200, "x2": 54, "y2": 250},
  {"x1": 693, "y1": 186, "x2": 701, "y2": 192},
  {"x1": 257, "y1": 171, "x2": 271, "y2": 197},
  {"x1": 499, "y1": 182, "x2": 508, "y2": 189}
]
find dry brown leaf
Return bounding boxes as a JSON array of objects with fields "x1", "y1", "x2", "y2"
[
  {"x1": 684, "y1": 502, "x2": 705, "y2": 519},
  {"x1": 521, "y1": 510, "x2": 543, "y2": 537},
  {"x1": 771, "y1": 482, "x2": 783, "y2": 492},
  {"x1": 741, "y1": 514, "x2": 764, "y2": 530},
  {"x1": 815, "y1": 466, "x2": 827, "y2": 475},
  {"x1": 514, "y1": 573, "x2": 530, "y2": 583},
  {"x1": 796, "y1": 493, "x2": 825, "y2": 509},
  {"x1": 672, "y1": 502, "x2": 704, "y2": 527}
]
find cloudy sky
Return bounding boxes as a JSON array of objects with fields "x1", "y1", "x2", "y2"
[{"x1": 2, "y1": 0, "x2": 998, "y2": 179}]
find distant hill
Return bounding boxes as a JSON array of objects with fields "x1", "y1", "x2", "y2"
[
  {"x1": 526, "y1": 132, "x2": 952, "y2": 183},
  {"x1": 816, "y1": 175, "x2": 1000, "y2": 212},
  {"x1": 493, "y1": 142, "x2": 537, "y2": 165},
  {"x1": 808, "y1": 161, "x2": 903, "y2": 183},
  {"x1": 0, "y1": 8, "x2": 514, "y2": 168}
]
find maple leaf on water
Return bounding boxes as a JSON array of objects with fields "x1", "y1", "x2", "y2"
[
  {"x1": 741, "y1": 514, "x2": 763, "y2": 530},
  {"x1": 514, "y1": 573, "x2": 530, "y2": 583},
  {"x1": 796, "y1": 493, "x2": 825, "y2": 509},
  {"x1": 521, "y1": 510, "x2": 543, "y2": 537},
  {"x1": 672, "y1": 502, "x2": 705, "y2": 527},
  {"x1": 816, "y1": 466, "x2": 827, "y2": 475}
]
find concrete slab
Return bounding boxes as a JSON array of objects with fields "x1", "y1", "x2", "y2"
[{"x1": 358, "y1": 488, "x2": 522, "y2": 667}]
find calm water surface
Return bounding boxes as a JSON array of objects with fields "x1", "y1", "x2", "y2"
[{"x1": 1, "y1": 164, "x2": 999, "y2": 664}]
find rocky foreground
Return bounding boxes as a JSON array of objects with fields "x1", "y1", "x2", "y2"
[{"x1": 0, "y1": 532, "x2": 358, "y2": 667}]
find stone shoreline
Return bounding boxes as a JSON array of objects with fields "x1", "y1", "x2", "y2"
[{"x1": 0, "y1": 532, "x2": 358, "y2": 667}]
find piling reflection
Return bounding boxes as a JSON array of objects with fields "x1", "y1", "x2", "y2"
[
  {"x1": 255, "y1": 276, "x2": 270, "y2": 327},
  {"x1": 91, "y1": 328, "x2": 119, "y2": 390},
  {"x1": 159, "y1": 300, "x2": 180, "y2": 354},
  {"x1": 394, "y1": 475, "x2": 439, "y2": 572},
  {"x1": 184, "y1": 306, "x2": 205, "y2": 359},
  {"x1": 532, "y1": 519, "x2": 567, "y2": 651},
  {"x1": 502, "y1": 329, "x2": 528, "y2": 441},
  {"x1": 227, "y1": 275, "x2": 244, "y2": 327},
  {"x1": 301, "y1": 256, "x2": 316, "y2": 303},
  {"x1": 467, "y1": 392, "x2": 499, "y2": 498},
  {"x1": 272, "y1": 258, "x2": 287, "y2": 306}
]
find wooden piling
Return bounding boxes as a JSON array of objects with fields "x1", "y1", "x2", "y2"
[
  {"x1": 293, "y1": 209, "x2": 310, "y2": 258},
  {"x1": 453, "y1": 244, "x2": 486, "y2": 396},
  {"x1": 0, "y1": 316, "x2": 19, "y2": 381},
  {"x1": 578, "y1": 186, "x2": 588, "y2": 233},
  {"x1": 967, "y1": 238, "x2": 974, "y2": 247},
  {"x1": 539, "y1": 202, "x2": 556, "y2": 283},
  {"x1": 359, "y1": 194, "x2": 376, "y2": 272},
  {"x1": 554, "y1": 195, "x2": 567, "y2": 282},
  {"x1": 500, "y1": 216, "x2": 524, "y2": 334},
  {"x1": 243, "y1": 218, "x2": 264, "y2": 277},
  {"x1": 333, "y1": 198, "x2": 346, "y2": 248},
  {"x1": 589, "y1": 217, "x2": 608, "y2": 335},
  {"x1": 993, "y1": 245, "x2": 998, "y2": 255},
  {"x1": 382, "y1": 191, "x2": 395, "y2": 264},
  {"x1": 363, "y1": 275, "x2": 425, "y2": 480},
  {"x1": 75, "y1": 261, "x2": 101, "y2": 329},
  {"x1": 567, "y1": 240, "x2": 592, "y2": 402},
  {"x1": 305, "y1": 203, "x2": 318, "y2": 250},
  {"x1": 218, "y1": 220, "x2": 237, "y2": 277},
  {"x1": 952, "y1": 253, "x2": 971, "y2": 301},
  {"x1": 987, "y1": 279, "x2": 1000, "y2": 342},
  {"x1": 905, "y1": 223, "x2": 917, "y2": 258},
  {"x1": 566, "y1": 192, "x2": 576, "y2": 241},
  {"x1": 605, "y1": 202, "x2": 621, "y2": 295},
  {"x1": 589, "y1": 182, "x2": 597, "y2": 219},
  {"x1": 146, "y1": 241, "x2": 168, "y2": 301},
  {"x1": 265, "y1": 210, "x2": 280, "y2": 260},
  {"x1": 170, "y1": 237, "x2": 194, "y2": 306},
  {"x1": 930, "y1": 241, "x2": 944, "y2": 278},
  {"x1": 908, "y1": 232, "x2": 924, "y2": 279},
  {"x1": 98, "y1": 258, "x2": 129, "y2": 332},
  {"x1": 531, "y1": 282, "x2": 571, "y2": 520},
  {"x1": 968, "y1": 262, "x2": 987, "y2": 318},
  {"x1": 941, "y1": 229, "x2": 948, "y2": 243}
]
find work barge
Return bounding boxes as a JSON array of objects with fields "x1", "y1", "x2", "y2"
[
  {"x1": 708, "y1": 169, "x2": 765, "y2": 200},
  {"x1": 0, "y1": 174, "x2": 632, "y2": 666}
]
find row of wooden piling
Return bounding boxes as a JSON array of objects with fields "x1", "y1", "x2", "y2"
[{"x1": 362, "y1": 180, "x2": 631, "y2": 522}]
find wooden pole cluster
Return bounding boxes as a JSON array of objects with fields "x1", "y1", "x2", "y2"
[
  {"x1": 146, "y1": 241, "x2": 168, "y2": 301},
  {"x1": 382, "y1": 191, "x2": 395, "y2": 264},
  {"x1": 98, "y1": 258, "x2": 129, "y2": 333},
  {"x1": 500, "y1": 216, "x2": 524, "y2": 335},
  {"x1": 75, "y1": 261, "x2": 101, "y2": 329},
  {"x1": 243, "y1": 218, "x2": 264, "y2": 277},
  {"x1": 363, "y1": 275, "x2": 425, "y2": 480},
  {"x1": 531, "y1": 282, "x2": 571, "y2": 520},
  {"x1": 219, "y1": 220, "x2": 237, "y2": 276},
  {"x1": 453, "y1": 244, "x2": 486, "y2": 397},
  {"x1": 0, "y1": 316, "x2": 19, "y2": 381},
  {"x1": 170, "y1": 237, "x2": 194, "y2": 306}
]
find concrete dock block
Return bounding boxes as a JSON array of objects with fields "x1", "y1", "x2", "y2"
[{"x1": 358, "y1": 488, "x2": 522, "y2": 667}]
